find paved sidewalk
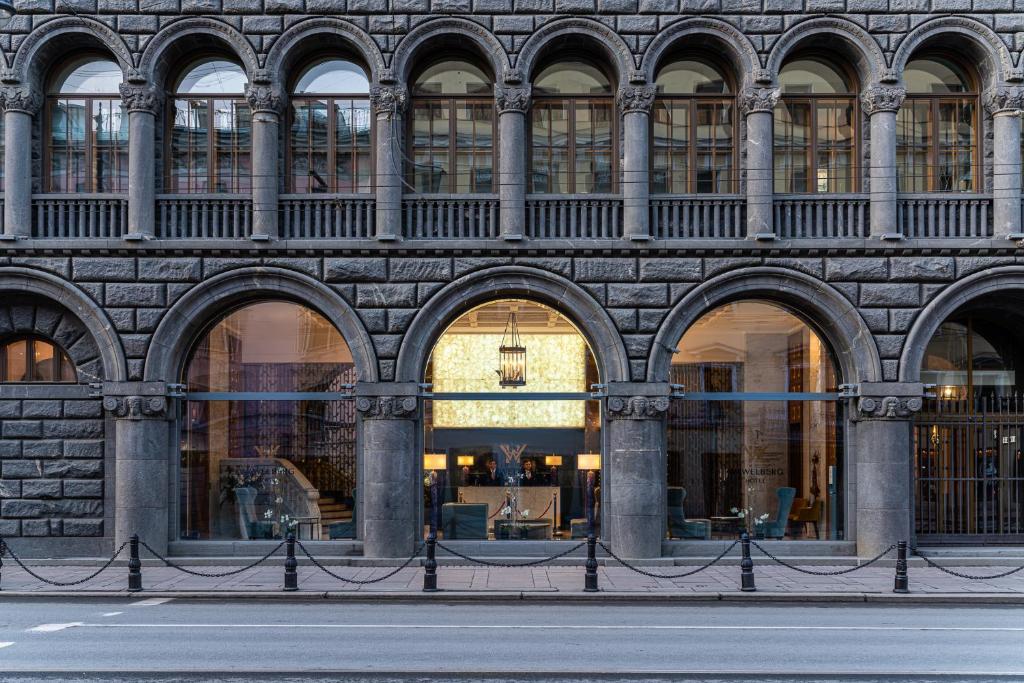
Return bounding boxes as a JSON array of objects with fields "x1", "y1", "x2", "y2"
[{"x1": 2, "y1": 558, "x2": 1023, "y2": 601}]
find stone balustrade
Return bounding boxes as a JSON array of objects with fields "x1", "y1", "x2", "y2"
[
  {"x1": 526, "y1": 195, "x2": 624, "y2": 240},
  {"x1": 650, "y1": 195, "x2": 746, "y2": 239},
  {"x1": 774, "y1": 194, "x2": 870, "y2": 239}
]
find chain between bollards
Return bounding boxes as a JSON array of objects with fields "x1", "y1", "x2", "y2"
[
  {"x1": 423, "y1": 531, "x2": 438, "y2": 592},
  {"x1": 894, "y1": 540, "x2": 909, "y2": 593},
  {"x1": 284, "y1": 534, "x2": 298, "y2": 592},
  {"x1": 128, "y1": 534, "x2": 142, "y2": 592},
  {"x1": 739, "y1": 531, "x2": 756, "y2": 592},
  {"x1": 584, "y1": 533, "x2": 599, "y2": 592}
]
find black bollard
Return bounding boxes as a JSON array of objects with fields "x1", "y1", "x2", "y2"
[
  {"x1": 284, "y1": 534, "x2": 298, "y2": 592},
  {"x1": 584, "y1": 533, "x2": 599, "y2": 592},
  {"x1": 739, "y1": 531, "x2": 756, "y2": 592},
  {"x1": 893, "y1": 540, "x2": 909, "y2": 594},
  {"x1": 423, "y1": 532, "x2": 438, "y2": 592},
  {"x1": 128, "y1": 534, "x2": 142, "y2": 592}
]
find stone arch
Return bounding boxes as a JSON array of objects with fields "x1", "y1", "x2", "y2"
[
  {"x1": 137, "y1": 17, "x2": 261, "y2": 90},
  {"x1": 390, "y1": 18, "x2": 510, "y2": 85},
  {"x1": 263, "y1": 17, "x2": 386, "y2": 92},
  {"x1": 891, "y1": 17, "x2": 1017, "y2": 88},
  {"x1": 395, "y1": 266, "x2": 630, "y2": 384},
  {"x1": 766, "y1": 16, "x2": 886, "y2": 87},
  {"x1": 515, "y1": 18, "x2": 637, "y2": 85},
  {"x1": 0, "y1": 267, "x2": 127, "y2": 382},
  {"x1": 648, "y1": 267, "x2": 882, "y2": 385},
  {"x1": 144, "y1": 267, "x2": 379, "y2": 384},
  {"x1": 900, "y1": 266, "x2": 1024, "y2": 382},
  {"x1": 640, "y1": 17, "x2": 762, "y2": 87},
  {"x1": 10, "y1": 16, "x2": 134, "y2": 90}
]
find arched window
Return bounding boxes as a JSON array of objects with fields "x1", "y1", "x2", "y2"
[
  {"x1": 774, "y1": 57, "x2": 858, "y2": 194},
  {"x1": 168, "y1": 59, "x2": 251, "y2": 194},
  {"x1": 652, "y1": 57, "x2": 735, "y2": 194},
  {"x1": 531, "y1": 59, "x2": 615, "y2": 194},
  {"x1": 289, "y1": 59, "x2": 372, "y2": 194},
  {"x1": 409, "y1": 58, "x2": 494, "y2": 194},
  {"x1": 181, "y1": 301, "x2": 357, "y2": 541},
  {"x1": 46, "y1": 57, "x2": 127, "y2": 193},
  {"x1": 1, "y1": 336, "x2": 76, "y2": 382},
  {"x1": 898, "y1": 56, "x2": 978, "y2": 193}
]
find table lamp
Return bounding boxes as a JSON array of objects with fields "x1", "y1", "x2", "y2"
[
  {"x1": 423, "y1": 453, "x2": 447, "y2": 471},
  {"x1": 456, "y1": 455, "x2": 475, "y2": 467},
  {"x1": 576, "y1": 453, "x2": 601, "y2": 471}
]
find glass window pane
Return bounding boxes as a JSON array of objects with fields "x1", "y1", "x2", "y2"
[
  {"x1": 413, "y1": 60, "x2": 492, "y2": 95},
  {"x1": 53, "y1": 59, "x2": 122, "y2": 95},
  {"x1": 779, "y1": 58, "x2": 852, "y2": 94},
  {"x1": 905, "y1": 57, "x2": 972, "y2": 94},
  {"x1": 294, "y1": 59, "x2": 369, "y2": 94},
  {"x1": 177, "y1": 60, "x2": 248, "y2": 95},
  {"x1": 534, "y1": 61, "x2": 612, "y2": 95},
  {"x1": 656, "y1": 58, "x2": 730, "y2": 95},
  {"x1": 4, "y1": 339, "x2": 28, "y2": 382}
]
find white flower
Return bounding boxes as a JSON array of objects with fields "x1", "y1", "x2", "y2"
[
  {"x1": 521, "y1": 509, "x2": 530, "y2": 517},
  {"x1": 275, "y1": 497, "x2": 283, "y2": 504},
  {"x1": 737, "y1": 511, "x2": 746, "y2": 518},
  {"x1": 501, "y1": 506, "x2": 512, "y2": 516},
  {"x1": 730, "y1": 507, "x2": 739, "y2": 514},
  {"x1": 263, "y1": 510, "x2": 273, "y2": 519}
]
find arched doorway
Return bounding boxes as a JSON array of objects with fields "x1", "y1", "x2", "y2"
[
  {"x1": 180, "y1": 301, "x2": 358, "y2": 542},
  {"x1": 915, "y1": 294, "x2": 1024, "y2": 542},
  {"x1": 668, "y1": 301, "x2": 844, "y2": 541},
  {"x1": 422, "y1": 299, "x2": 602, "y2": 541}
]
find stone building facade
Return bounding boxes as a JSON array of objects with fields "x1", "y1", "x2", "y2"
[{"x1": 1, "y1": 0, "x2": 1023, "y2": 558}]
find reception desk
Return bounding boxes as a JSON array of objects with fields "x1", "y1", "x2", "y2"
[{"x1": 457, "y1": 486, "x2": 561, "y2": 534}]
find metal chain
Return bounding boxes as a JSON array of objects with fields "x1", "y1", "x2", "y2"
[
  {"x1": 598, "y1": 540, "x2": 739, "y2": 579},
  {"x1": 751, "y1": 541, "x2": 895, "y2": 576},
  {"x1": 435, "y1": 540, "x2": 586, "y2": 567},
  {"x1": 1, "y1": 540, "x2": 129, "y2": 587},
  {"x1": 912, "y1": 549, "x2": 1024, "y2": 581},
  {"x1": 140, "y1": 539, "x2": 285, "y2": 578},
  {"x1": 296, "y1": 540, "x2": 424, "y2": 584}
]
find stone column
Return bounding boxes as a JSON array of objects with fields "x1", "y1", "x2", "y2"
[
  {"x1": 371, "y1": 85, "x2": 407, "y2": 241},
  {"x1": 604, "y1": 384, "x2": 671, "y2": 559},
  {"x1": 106, "y1": 390, "x2": 172, "y2": 554},
  {"x1": 1, "y1": 84, "x2": 40, "y2": 238},
  {"x1": 245, "y1": 82, "x2": 283, "y2": 240},
  {"x1": 356, "y1": 384, "x2": 419, "y2": 557},
  {"x1": 617, "y1": 86, "x2": 655, "y2": 241},
  {"x1": 495, "y1": 85, "x2": 530, "y2": 240},
  {"x1": 741, "y1": 86, "x2": 779, "y2": 239},
  {"x1": 119, "y1": 82, "x2": 160, "y2": 239},
  {"x1": 852, "y1": 383, "x2": 924, "y2": 557},
  {"x1": 862, "y1": 85, "x2": 906, "y2": 238},
  {"x1": 986, "y1": 87, "x2": 1024, "y2": 237}
]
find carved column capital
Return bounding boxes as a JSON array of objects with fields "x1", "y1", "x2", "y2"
[
  {"x1": 119, "y1": 82, "x2": 161, "y2": 114},
  {"x1": 244, "y1": 83, "x2": 285, "y2": 115},
  {"x1": 985, "y1": 86, "x2": 1024, "y2": 115},
  {"x1": 616, "y1": 85, "x2": 656, "y2": 115},
  {"x1": 606, "y1": 395, "x2": 671, "y2": 420},
  {"x1": 356, "y1": 395, "x2": 418, "y2": 419},
  {"x1": 855, "y1": 395, "x2": 923, "y2": 421},
  {"x1": 103, "y1": 395, "x2": 168, "y2": 420},
  {"x1": 861, "y1": 85, "x2": 906, "y2": 115},
  {"x1": 495, "y1": 85, "x2": 531, "y2": 114},
  {"x1": 0, "y1": 84, "x2": 41, "y2": 115},
  {"x1": 739, "y1": 86, "x2": 780, "y2": 116},
  {"x1": 370, "y1": 85, "x2": 408, "y2": 118}
]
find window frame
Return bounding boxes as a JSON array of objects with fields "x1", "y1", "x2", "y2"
[
  {"x1": 649, "y1": 55, "x2": 737, "y2": 195},
  {"x1": 165, "y1": 57, "x2": 252, "y2": 195},
  {"x1": 529, "y1": 57, "x2": 618, "y2": 195},
  {"x1": 898, "y1": 55, "x2": 980, "y2": 194},
  {"x1": 44, "y1": 56, "x2": 128, "y2": 194},
  {"x1": 407, "y1": 57, "x2": 497, "y2": 195},
  {"x1": 0, "y1": 335, "x2": 76, "y2": 384},
  {"x1": 286, "y1": 57, "x2": 374, "y2": 195},
  {"x1": 774, "y1": 55, "x2": 860, "y2": 195}
]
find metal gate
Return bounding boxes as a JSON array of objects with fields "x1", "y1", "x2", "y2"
[{"x1": 914, "y1": 397, "x2": 1024, "y2": 543}]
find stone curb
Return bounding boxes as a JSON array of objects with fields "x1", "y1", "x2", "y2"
[{"x1": 0, "y1": 590, "x2": 1022, "y2": 604}]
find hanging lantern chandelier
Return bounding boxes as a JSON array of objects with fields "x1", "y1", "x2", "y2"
[{"x1": 497, "y1": 310, "x2": 527, "y2": 387}]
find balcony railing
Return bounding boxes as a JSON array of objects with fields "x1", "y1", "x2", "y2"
[
  {"x1": 774, "y1": 194, "x2": 869, "y2": 239},
  {"x1": 526, "y1": 195, "x2": 623, "y2": 239},
  {"x1": 402, "y1": 195, "x2": 499, "y2": 239},
  {"x1": 156, "y1": 194, "x2": 252, "y2": 239},
  {"x1": 650, "y1": 195, "x2": 745, "y2": 239},
  {"x1": 31, "y1": 194, "x2": 128, "y2": 239},
  {"x1": 280, "y1": 194, "x2": 374, "y2": 239},
  {"x1": 898, "y1": 194, "x2": 993, "y2": 238}
]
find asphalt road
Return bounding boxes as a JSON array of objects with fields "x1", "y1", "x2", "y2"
[{"x1": 0, "y1": 599, "x2": 1022, "y2": 682}]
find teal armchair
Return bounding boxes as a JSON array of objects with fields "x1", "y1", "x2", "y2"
[
  {"x1": 667, "y1": 487, "x2": 711, "y2": 540},
  {"x1": 761, "y1": 487, "x2": 797, "y2": 539}
]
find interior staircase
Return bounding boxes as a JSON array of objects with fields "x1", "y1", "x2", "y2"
[{"x1": 318, "y1": 496, "x2": 353, "y2": 539}]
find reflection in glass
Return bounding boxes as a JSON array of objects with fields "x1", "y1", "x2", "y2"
[
  {"x1": 668, "y1": 302, "x2": 842, "y2": 540},
  {"x1": 0, "y1": 337, "x2": 75, "y2": 383},
  {"x1": 180, "y1": 302, "x2": 357, "y2": 541},
  {"x1": 423, "y1": 300, "x2": 602, "y2": 541}
]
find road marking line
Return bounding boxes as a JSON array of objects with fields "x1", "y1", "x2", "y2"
[
  {"x1": 0, "y1": 642, "x2": 14, "y2": 649},
  {"x1": 26, "y1": 623, "x2": 82, "y2": 633},
  {"x1": 100, "y1": 612, "x2": 123, "y2": 617},
  {"x1": 59, "y1": 623, "x2": 1024, "y2": 632},
  {"x1": 130, "y1": 598, "x2": 173, "y2": 607}
]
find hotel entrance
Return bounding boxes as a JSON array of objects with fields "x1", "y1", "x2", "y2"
[{"x1": 421, "y1": 299, "x2": 602, "y2": 541}]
